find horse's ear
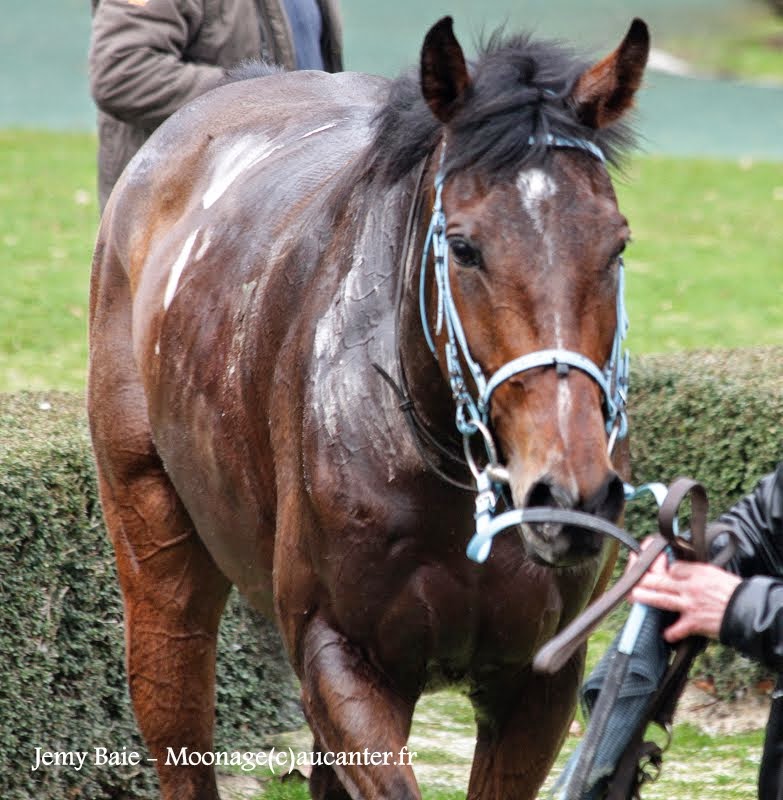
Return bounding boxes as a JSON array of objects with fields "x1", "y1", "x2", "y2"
[
  {"x1": 570, "y1": 18, "x2": 649, "y2": 129},
  {"x1": 420, "y1": 16, "x2": 471, "y2": 124}
]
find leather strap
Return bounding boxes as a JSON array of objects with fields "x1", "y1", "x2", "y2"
[
  {"x1": 533, "y1": 535, "x2": 669, "y2": 674},
  {"x1": 540, "y1": 477, "x2": 738, "y2": 799},
  {"x1": 533, "y1": 477, "x2": 737, "y2": 675}
]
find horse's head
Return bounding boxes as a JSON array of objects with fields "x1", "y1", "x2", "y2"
[{"x1": 418, "y1": 17, "x2": 649, "y2": 567}]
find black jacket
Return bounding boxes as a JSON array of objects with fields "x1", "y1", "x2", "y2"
[
  {"x1": 717, "y1": 462, "x2": 783, "y2": 669},
  {"x1": 712, "y1": 462, "x2": 783, "y2": 800}
]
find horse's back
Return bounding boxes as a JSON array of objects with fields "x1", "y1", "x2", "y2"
[
  {"x1": 99, "y1": 70, "x2": 388, "y2": 283},
  {"x1": 92, "y1": 68, "x2": 389, "y2": 392}
]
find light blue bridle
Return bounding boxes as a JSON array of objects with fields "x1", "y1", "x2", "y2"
[{"x1": 419, "y1": 135, "x2": 631, "y2": 563}]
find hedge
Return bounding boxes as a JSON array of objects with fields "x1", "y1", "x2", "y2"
[
  {"x1": 627, "y1": 347, "x2": 782, "y2": 525},
  {"x1": 0, "y1": 393, "x2": 301, "y2": 800},
  {"x1": 0, "y1": 349, "x2": 781, "y2": 797},
  {"x1": 626, "y1": 347, "x2": 782, "y2": 698}
]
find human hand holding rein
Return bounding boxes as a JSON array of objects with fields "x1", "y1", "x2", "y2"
[{"x1": 627, "y1": 541, "x2": 742, "y2": 643}]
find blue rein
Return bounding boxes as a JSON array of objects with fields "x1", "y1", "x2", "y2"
[{"x1": 418, "y1": 135, "x2": 631, "y2": 563}]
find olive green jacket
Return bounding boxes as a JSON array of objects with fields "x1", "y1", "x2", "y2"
[{"x1": 89, "y1": 0, "x2": 342, "y2": 210}]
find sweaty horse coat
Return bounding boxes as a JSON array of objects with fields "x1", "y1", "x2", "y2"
[{"x1": 88, "y1": 17, "x2": 649, "y2": 800}]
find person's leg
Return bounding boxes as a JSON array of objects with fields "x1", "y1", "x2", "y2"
[{"x1": 759, "y1": 683, "x2": 783, "y2": 800}]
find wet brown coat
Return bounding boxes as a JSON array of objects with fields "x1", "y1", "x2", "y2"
[{"x1": 88, "y1": 18, "x2": 648, "y2": 800}]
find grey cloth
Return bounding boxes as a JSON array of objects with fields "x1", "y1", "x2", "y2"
[{"x1": 551, "y1": 607, "x2": 671, "y2": 800}]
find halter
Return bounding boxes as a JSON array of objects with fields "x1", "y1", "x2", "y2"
[{"x1": 418, "y1": 134, "x2": 631, "y2": 563}]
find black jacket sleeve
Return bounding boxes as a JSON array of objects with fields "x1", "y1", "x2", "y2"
[
  {"x1": 710, "y1": 463, "x2": 783, "y2": 578},
  {"x1": 720, "y1": 577, "x2": 783, "y2": 672},
  {"x1": 713, "y1": 462, "x2": 783, "y2": 672}
]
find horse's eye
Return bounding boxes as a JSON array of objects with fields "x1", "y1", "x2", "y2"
[
  {"x1": 448, "y1": 237, "x2": 482, "y2": 269},
  {"x1": 608, "y1": 241, "x2": 627, "y2": 268}
]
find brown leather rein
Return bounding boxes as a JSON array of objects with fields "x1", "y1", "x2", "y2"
[
  {"x1": 534, "y1": 477, "x2": 738, "y2": 799},
  {"x1": 534, "y1": 477, "x2": 736, "y2": 675}
]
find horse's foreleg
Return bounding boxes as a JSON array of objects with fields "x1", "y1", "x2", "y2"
[
  {"x1": 96, "y1": 465, "x2": 231, "y2": 800},
  {"x1": 467, "y1": 650, "x2": 585, "y2": 800},
  {"x1": 299, "y1": 616, "x2": 420, "y2": 800},
  {"x1": 90, "y1": 257, "x2": 232, "y2": 798}
]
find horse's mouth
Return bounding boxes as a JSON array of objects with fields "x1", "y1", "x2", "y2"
[{"x1": 519, "y1": 521, "x2": 603, "y2": 568}]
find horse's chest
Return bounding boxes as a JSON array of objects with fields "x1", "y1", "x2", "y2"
[
  {"x1": 327, "y1": 542, "x2": 577, "y2": 686},
  {"x1": 338, "y1": 559, "x2": 480, "y2": 681}
]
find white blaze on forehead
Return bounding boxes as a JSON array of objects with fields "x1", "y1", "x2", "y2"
[
  {"x1": 557, "y1": 377, "x2": 572, "y2": 449},
  {"x1": 515, "y1": 167, "x2": 571, "y2": 448},
  {"x1": 163, "y1": 229, "x2": 199, "y2": 310},
  {"x1": 516, "y1": 167, "x2": 558, "y2": 233}
]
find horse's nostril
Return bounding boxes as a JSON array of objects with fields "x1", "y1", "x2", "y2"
[
  {"x1": 525, "y1": 478, "x2": 575, "y2": 510},
  {"x1": 582, "y1": 473, "x2": 625, "y2": 522}
]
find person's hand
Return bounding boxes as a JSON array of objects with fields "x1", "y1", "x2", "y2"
[
  {"x1": 628, "y1": 557, "x2": 742, "y2": 643},
  {"x1": 625, "y1": 535, "x2": 669, "y2": 581}
]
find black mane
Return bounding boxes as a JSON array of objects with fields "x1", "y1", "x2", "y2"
[
  {"x1": 371, "y1": 30, "x2": 636, "y2": 185},
  {"x1": 222, "y1": 59, "x2": 284, "y2": 84}
]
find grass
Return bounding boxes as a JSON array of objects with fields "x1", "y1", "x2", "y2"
[
  {"x1": 615, "y1": 156, "x2": 783, "y2": 353},
  {"x1": 210, "y1": 608, "x2": 765, "y2": 799},
  {"x1": 1, "y1": 130, "x2": 782, "y2": 392},
  {"x1": 220, "y1": 684, "x2": 764, "y2": 799},
  {"x1": 664, "y1": 3, "x2": 783, "y2": 83},
  {"x1": 0, "y1": 130, "x2": 98, "y2": 391},
  {"x1": 215, "y1": 629, "x2": 763, "y2": 799}
]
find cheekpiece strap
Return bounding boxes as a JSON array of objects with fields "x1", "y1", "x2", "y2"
[{"x1": 420, "y1": 134, "x2": 627, "y2": 441}]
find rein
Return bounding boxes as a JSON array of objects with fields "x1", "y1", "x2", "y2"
[{"x1": 543, "y1": 478, "x2": 738, "y2": 800}]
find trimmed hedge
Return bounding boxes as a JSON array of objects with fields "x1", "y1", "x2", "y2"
[
  {"x1": 626, "y1": 347, "x2": 782, "y2": 699},
  {"x1": 0, "y1": 393, "x2": 301, "y2": 799},
  {"x1": 0, "y1": 348, "x2": 781, "y2": 796},
  {"x1": 628, "y1": 347, "x2": 782, "y2": 525}
]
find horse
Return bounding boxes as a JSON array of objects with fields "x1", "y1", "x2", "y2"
[{"x1": 87, "y1": 16, "x2": 649, "y2": 800}]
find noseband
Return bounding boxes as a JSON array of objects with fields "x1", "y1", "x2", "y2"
[{"x1": 419, "y1": 135, "x2": 632, "y2": 562}]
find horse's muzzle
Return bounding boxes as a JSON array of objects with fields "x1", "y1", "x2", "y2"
[{"x1": 520, "y1": 473, "x2": 625, "y2": 567}]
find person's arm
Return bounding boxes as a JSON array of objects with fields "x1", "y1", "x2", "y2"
[
  {"x1": 719, "y1": 577, "x2": 783, "y2": 672},
  {"x1": 89, "y1": 0, "x2": 225, "y2": 130},
  {"x1": 714, "y1": 464, "x2": 783, "y2": 672},
  {"x1": 710, "y1": 463, "x2": 783, "y2": 578},
  {"x1": 629, "y1": 463, "x2": 783, "y2": 671}
]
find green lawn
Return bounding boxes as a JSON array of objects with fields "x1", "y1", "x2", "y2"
[
  {"x1": 0, "y1": 130, "x2": 97, "y2": 391},
  {"x1": 1, "y1": 131, "x2": 781, "y2": 391},
  {"x1": 221, "y1": 684, "x2": 764, "y2": 800},
  {"x1": 616, "y1": 156, "x2": 783, "y2": 353},
  {"x1": 664, "y1": 3, "x2": 783, "y2": 83}
]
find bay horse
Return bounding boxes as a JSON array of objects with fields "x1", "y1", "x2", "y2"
[{"x1": 88, "y1": 16, "x2": 649, "y2": 800}]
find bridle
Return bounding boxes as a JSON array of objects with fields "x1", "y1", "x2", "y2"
[
  {"x1": 425, "y1": 135, "x2": 632, "y2": 560},
  {"x1": 422, "y1": 134, "x2": 628, "y2": 444},
  {"x1": 375, "y1": 134, "x2": 637, "y2": 560}
]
